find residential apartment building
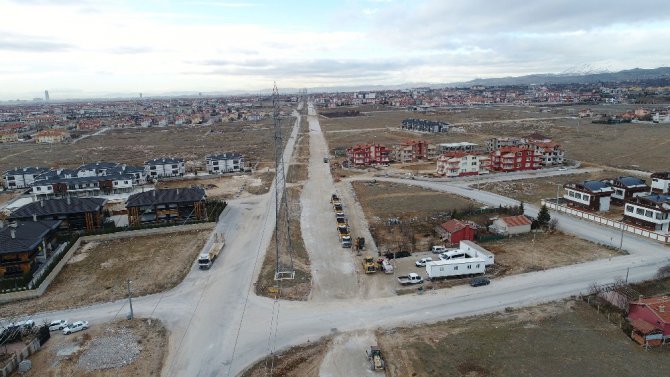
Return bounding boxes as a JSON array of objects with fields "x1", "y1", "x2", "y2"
[
  {"x1": 436, "y1": 152, "x2": 491, "y2": 177},
  {"x1": 603, "y1": 176, "x2": 649, "y2": 204},
  {"x1": 488, "y1": 147, "x2": 542, "y2": 172},
  {"x1": 126, "y1": 188, "x2": 207, "y2": 226},
  {"x1": 390, "y1": 140, "x2": 437, "y2": 163},
  {"x1": 2, "y1": 167, "x2": 51, "y2": 189},
  {"x1": 486, "y1": 137, "x2": 527, "y2": 152},
  {"x1": 651, "y1": 172, "x2": 670, "y2": 194},
  {"x1": 563, "y1": 180, "x2": 613, "y2": 212},
  {"x1": 0, "y1": 131, "x2": 18, "y2": 143},
  {"x1": 35, "y1": 129, "x2": 70, "y2": 144},
  {"x1": 531, "y1": 142, "x2": 565, "y2": 166},
  {"x1": 437, "y1": 142, "x2": 479, "y2": 153},
  {"x1": 623, "y1": 194, "x2": 670, "y2": 232},
  {"x1": 144, "y1": 157, "x2": 185, "y2": 178},
  {"x1": 206, "y1": 152, "x2": 245, "y2": 174},
  {"x1": 0, "y1": 220, "x2": 62, "y2": 280},
  {"x1": 346, "y1": 144, "x2": 390, "y2": 167},
  {"x1": 9, "y1": 197, "x2": 107, "y2": 231}
]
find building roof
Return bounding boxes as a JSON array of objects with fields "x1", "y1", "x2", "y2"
[
  {"x1": 144, "y1": 157, "x2": 184, "y2": 165},
  {"x1": 500, "y1": 215, "x2": 532, "y2": 227},
  {"x1": 438, "y1": 142, "x2": 478, "y2": 148},
  {"x1": 581, "y1": 180, "x2": 613, "y2": 193},
  {"x1": 441, "y1": 219, "x2": 473, "y2": 233},
  {"x1": 79, "y1": 162, "x2": 119, "y2": 170},
  {"x1": 126, "y1": 187, "x2": 206, "y2": 207},
  {"x1": 0, "y1": 220, "x2": 62, "y2": 254},
  {"x1": 9, "y1": 197, "x2": 106, "y2": 219},
  {"x1": 632, "y1": 296, "x2": 670, "y2": 324},
  {"x1": 651, "y1": 172, "x2": 670, "y2": 179},
  {"x1": 615, "y1": 176, "x2": 647, "y2": 188},
  {"x1": 629, "y1": 318, "x2": 661, "y2": 335},
  {"x1": 4, "y1": 166, "x2": 51, "y2": 176},
  {"x1": 206, "y1": 152, "x2": 243, "y2": 160}
]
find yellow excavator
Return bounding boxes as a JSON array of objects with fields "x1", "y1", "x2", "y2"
[
  {"x1": 366, "y1": 345, "x2": 385, "y2": 371},
  {"x1": 362, "y1": 256, "x2": 377, "y2": 274}
]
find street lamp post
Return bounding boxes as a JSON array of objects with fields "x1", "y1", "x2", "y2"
[{"x1": 127, "y1": 279, "x2": 134, "y2": 320}]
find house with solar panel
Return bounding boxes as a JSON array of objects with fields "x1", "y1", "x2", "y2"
[
  {"x1": 563, "y1": 180, "x2": 614, "y2": 212},
  {"x1": 603, "y1": 176, "x2": 649, "y2": 204},
  {"x1": 623, "y1": 194, "x2": 670, "y2": 233}
]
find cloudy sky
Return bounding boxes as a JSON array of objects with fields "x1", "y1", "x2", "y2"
[{"x1": 1, "y1": 0, "x2": 669, "y2": 99}]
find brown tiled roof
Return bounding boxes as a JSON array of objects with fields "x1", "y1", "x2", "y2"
[
  {"x1": 441, "y1": 219, "x2": 470, "y2": 233},
  {"x1": 630, "y1": 318, "x2": 661, "y2": 334},
  {"x1": 633, "y1": 296, "x2": 670, "y2": 323},
  {"x1": 501, "y1": 215, "x2": 532, "y2": 227}
]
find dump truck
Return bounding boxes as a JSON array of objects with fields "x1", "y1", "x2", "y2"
[
  {"x1": 363, "y1": 256, "x2": 377, "y2": 273},
  {"x1": 333, "y1": 203, "x2": 343, "y2": 212},
  {"x1": 336, "y1": 216, "x2": 348, "y2": 227},
  {"x1": 339, "y1": 229, "x2": 352, "y2": 248},
  {"x1": 198, "y1": 233, "x2": 225, "y2": 270},
  {"x1": 366, "y1": 346, "x2": 385, "y2": 371},
  {"x1": 330, "y1": 194, "x2": 340, "y2": 203},
  {"x1": 397, "y1": 272, "x2": 424, "y2": 285}
]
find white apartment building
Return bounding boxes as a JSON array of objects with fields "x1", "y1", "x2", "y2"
[{"x1": 206, "y1": 153, "x2": 245, "y2": 174}]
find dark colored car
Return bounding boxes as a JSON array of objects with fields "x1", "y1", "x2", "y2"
[{"x1": 469, "y1": 277, "x2": 490, "y2": 287}]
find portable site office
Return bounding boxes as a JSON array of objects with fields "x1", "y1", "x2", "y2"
[{"x1": 425, "y1": 257, "x2": 487, "y2": 279}]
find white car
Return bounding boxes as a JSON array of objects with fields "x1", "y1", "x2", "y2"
[
  {"x1": 48, "y1": 320, "x2": 68, "y2": 331},
  {"x1": 558, "y1": 167, "x2": 568, "y2": 171},
  {"x1": 63, "y1": 321, "x2": 89, "y2": 335},
  {"x1": 415, "y1": 257, "x2": 433, "y2": 267}
]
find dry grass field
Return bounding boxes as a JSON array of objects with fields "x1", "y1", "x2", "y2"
[
  {"x1": 0, "y1": 229, "x2": 209, "y2": 317},
  {"x1": 377, "y1": 300, "x2": 670, "y2": 377}
]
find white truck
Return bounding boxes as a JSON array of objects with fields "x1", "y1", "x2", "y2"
[
  {"x1": 397, "y1": 272, "x2": 424, "y2": 285},
  {"x1": 381, "y1": 259, "x2": 394, "y2": 274},
  {"x1": 198, "y1": 233, "x2": 225, "y2": 270},
  {"x1": 425, "y1": 257, "x2": 486, "y2": 280}
]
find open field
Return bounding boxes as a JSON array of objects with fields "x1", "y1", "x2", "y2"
[
  {"x1": 0, "y1": 119, "x2": 293, "y2": 175},
  {"x1": 486, "y1": 231, "x2": 625, "y2": 275},
  {"x1": 255, "y1": 186, "x2": 311, "y2": 300},
  {"x1": 477, "y1": 169, "x2": 648, "y2": 205},
  {"x1": 0, "y1": 230, "x2": 209, "y2": 317},
  {"x1": 377, "y1": 299, "x2": 670, "y2": 377},
  {"x1": 22, "y1": 318, "x2": 167, "y2": 377}
]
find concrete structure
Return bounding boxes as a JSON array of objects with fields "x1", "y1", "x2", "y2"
[
  {"x1": 651, "y1": 172, "x2": 670, "y2": 194},
  {"x1": 346, "y1": 144, "x2": 390, "y2": 167},
  {"x1": 400, "y1": 118, "x2": 449, "y2": 133},
  {"x1": 206, "y1": 152, "x2": 245, "y2": 174},
  {"x1": 436, "y1": 219, "x2": 476, "y2": 245},
  {"x1": 604, "y1": 176, "x2": 649, "y2": 204},
  {"x1": 628, "y1": 296, "x2": 670, "y2": 346},
  {"x1": 126, "y1": 188, "x2": 207, "y2": 226},
  {"x1": 390, "y1": 140, "x2": 437, "y2": 163},
  {"x1": 563, "y1": 180, "x2": 613, "y2": 212},
  {"x1": 486, "y1": 137, "x2": 527, "y2": 152},
  {"x1": 144, "y1": 157, "x2": 185, "y2": 178},
  {"x1": 490, "y1": 215, "x2": 532, "y2": 235},
  {"x1": 436, "y1": 152, "x2": 491, "y2": 177},
  {"x1": 623, "y1": 194, "x2": 670, "y2": 232},
  {"x1": 489, "y1": 146, "x2": 542, "y2": 172},
  {"x1": 530, "y1": 142, "x2": 565, "y2": 166},
  {"x1": 437, "y1": 142, "x2": 478, "y2": 153}
]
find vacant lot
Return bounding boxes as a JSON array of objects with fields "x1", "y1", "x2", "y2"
[
  {"x1": 478, "y1": 169, "x2": 648, "y2": 205},
  {"x1": 241, "y1": 338, "x2": 330, "y2": 377},
  {"x1": 0, "y1": 229, "x2": 209, "y2": 317},
  {"x1": 0, "y1": 119, "x2": 294, "y2": 175},
  {"x1": 255, "y1": 186, "x2": 311, "y2": 300},
  {"x1": 486, "y1": 231, "x2": 624, "y2": 275},
  {"x1": 158, "y1": 174, "x2": 267, "y2": 200},
  {"x1": 24, "y1": 318, "x2": 167, "y2": 377},
  {"x1": 378, "y1": 300, "x2": 670, "y2": 377}
]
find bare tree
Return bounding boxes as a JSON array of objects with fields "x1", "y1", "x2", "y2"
[
  {"x1": 656, "y1": 264, "x2": 670, "y2": 280},
  {"x1": 548, "y1": 218, "x2": 559, "y2": 232}
]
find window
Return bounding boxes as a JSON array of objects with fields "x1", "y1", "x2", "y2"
[
  {"x1": 454, "y1": 266, "x2": 458, "y2": 270},
  {"x1": 615, "y1": 189, "x2": 624, "y2": 196},
  {"x1": 471, "y1": 161, "x2": 477, "y2": 166},
  {"x1": 467, "y1": 265, "x2": 472, "y2": 269},
  {"x1": 636, "y1": 208, "x2": 644, "y2": 215},
  {"x1": 476, "y1": 264, "x2": 480, "y2": 268},
  {"x1": 626, "y1": 205, "x2": 633, "y2": 213},
  {"x1": 36, "y1": 186, "x2": 41, "y2": 191},
  {"x1": 124, "y1": 181, "x2": 129, "y2": 184},
  {"x1": 569, "y1": 191, "x2": 575, "y2": 197},
  {"x1": 645, "y1": 210, "x2": 653, "y2": 218},
  {"x1": 439, "y1": 267, "x2": 444, "y2": 272},
  {"x1": 172, "y1": 164, "x2": 178, "y2": 168}
]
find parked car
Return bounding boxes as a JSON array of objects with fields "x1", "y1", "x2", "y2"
[
  {"x1": 469, "y1": 277, "x2": 490, "y2": 287},
  {"x1": 415, "y1": 257, "x2": 433, "y2": 267},
  {"x1": 558, "y1": 167, "x2": 567, "y2": 171},
  {"x1": 63, "y1": 321, "x2": 89, "y2": 335},
  {"x1": 48, "y1": 320, "x2": 68, "y2": 331},
  {"x1": 431, "y1": 246, "x2": 448, "y2": 254}
]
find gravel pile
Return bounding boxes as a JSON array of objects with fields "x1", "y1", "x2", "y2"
[{"x1": 77, "y1": 328, "x2": 141, "y2": 371}]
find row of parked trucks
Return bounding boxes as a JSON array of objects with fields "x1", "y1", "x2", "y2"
[{"x1": 331, "y1": 194, "x2": 352, "y2": 248}]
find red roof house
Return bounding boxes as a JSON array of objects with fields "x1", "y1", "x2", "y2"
[
  {"x1": 628, "y1": 296, "x2": 670, "y2": 346},
  {"x1": 490, "y1": 215, "x2": 532, "y2": 235},
  {"x1": 437, "y1": 219, "x2": 476, "y2": 245}
]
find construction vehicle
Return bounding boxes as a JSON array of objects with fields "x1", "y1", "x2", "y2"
[
  {"x1": 355, "y1": 237, "x2": 365, "y2": 250},
  {"x1": 333, "y1": 203, "x2": 343, "y2": 212},
  {"x1": 363, "y1": 256, "x2": 377, "y2": 273},
  {"x1": 338, "y1": 228, "x2": 352, "y2": 248},
  {"x1": 198, "y1": 233, "x2": 225, "y2": 269},
  {"x1": 336, "y1": 216, "x2": 348, "y2": 228},
  {"x1": 330, "y1": 194, "x2": 340, "y2": 204},
  {"x1": 366, "y1": 346, "x2": 385, "y2": 371}
]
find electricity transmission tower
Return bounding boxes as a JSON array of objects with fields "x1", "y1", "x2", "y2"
[{"x1": 272, "y1": 83, "x2": 295, "y2": 281}]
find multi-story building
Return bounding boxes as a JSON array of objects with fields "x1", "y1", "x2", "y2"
[
  {"x1": 400, "y1": 119, "x2": 449, "y2": 133},
  {"x1": 2, "y1": 167, "x2": 51, "y2": 189},
  {"x1": 8, "y1": 197, "x2": 107, "y2": 231},
  {"x1": 488, "y1": 146, "x2": 541, "y2": 172},
  {"x1": 35, "y1": 129, "x2": 70, "y2": 144},
  {"x1": 206, "y1": 152, "x2": 245, "y2": 174},
  {"x1": 436, "y1": 152, "x2": 491, "y2": 177},
  {"x1": 0, "y1": 131, "x2": 18, "y2": 143},
  {"x1": 651, "y1": 172, "x2": 670, "y2": 194},
  {"x1": 144, "y1": 157, "x2": 185, "y2": 178},
  {"x1": 603, "y1": 176, "x2": 649, "y2": 204},
  {"x1": 0, "y1": 220, "x2": 62, "y2": 280},
  {"x1": 486, "y1": 137, "x2": 527, "y2": 152},
  {"x1": 437, "y1": 142, "x2": 479, "y2": 153},
  {"x1": 623, "y1": 194, "x2": 670, "y2": 232},
  {"x1": 346, "y1": 144, "x2": 390, "y2": 167},
  {"x1": 563, "y1": 180, "x2": 613, "y2": 212},
  {"x1": 390, "y1": 140, "x2": 437, "y2": 163},
  {"x1": 530, "y1": 142, "x2": 565, "y2": 166},
  {"x1": 126, "y1": 188, "x2": 207, "y2": 226}
]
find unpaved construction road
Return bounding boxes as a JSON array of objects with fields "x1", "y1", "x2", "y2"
[{"x1": 7, "y1": 102, "x2": 670, "y2": 377}]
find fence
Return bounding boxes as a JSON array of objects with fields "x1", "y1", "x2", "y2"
[
  {"x1": 0, "y1": 337, "x2": 40, "y2": 377},
  {"x1": 542, "y1": 199, "x2": 670, "y2": 244}
]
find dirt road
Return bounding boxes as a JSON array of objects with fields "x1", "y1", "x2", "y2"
[{"x1": 319, "y1": 330, "x2": 380, "y2": 377}]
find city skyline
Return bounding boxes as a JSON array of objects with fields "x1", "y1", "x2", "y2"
[{"x1": 1, "y1": 0, "x2": 669, "y2": 100}]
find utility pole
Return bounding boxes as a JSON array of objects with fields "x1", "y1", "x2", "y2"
[
  {"x1": 127, "y1": 279, "x2": 134, "y2": 320},
  {"x1": 556, "y1": 183, "x2": 561, "y2": 210},
  {"x1": 619, "y1": 223, "x2": 625, "y2": 251}
]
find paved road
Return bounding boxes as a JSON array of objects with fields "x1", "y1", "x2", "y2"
[{"x1": 10, "y1": 102, "x2": 670, "y2": 377}]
